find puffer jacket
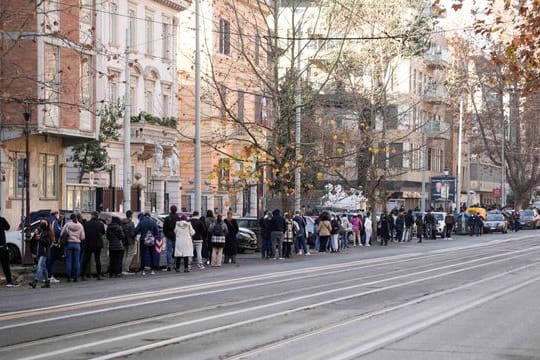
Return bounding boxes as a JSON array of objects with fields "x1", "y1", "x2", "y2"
[{"x1": 107, "y1": 217, "x2": 125, "y2": 251}]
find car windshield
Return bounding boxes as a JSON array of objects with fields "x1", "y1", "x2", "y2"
[
  {"x1": 486, "y1": 214, "x2": 503, "y2": 221},
  {"x1": 434, "y1": 213, "x2": 444, "y2": 221},
  {"x1": 236, "y1": 219, "x2": 254, "y2": 228},
  {"x1": 520, "y1": 210, "x2": 534, "y2": 217}
]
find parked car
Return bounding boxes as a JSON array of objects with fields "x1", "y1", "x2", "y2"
[
  {"x1": 236, "y1": 217, "x2": 261, "y2": 242},
  {"x1": 5, "y1": 220, "x2": 42, "y2": 264},
  {"x1": 483, "y1": 213, "x2": 508, "y2": 233},
  {"x1": 519, "y1": 209, "x2": 536, "y2": 229},
  {"x1": 237, "y1": 227, "x2": 258, "y2": 253}
]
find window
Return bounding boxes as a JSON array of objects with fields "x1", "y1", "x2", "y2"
[
  {"x1": 162, "y1": 17, "x2": 171, "y2": 59},
  {"x1": 389, "y1": 143, "x2": 403, "y2": 168},
  {"x1": 218, "y1": 158, "x2": 230, "y2": 191},
  {"x1": 109, "y1": 164, "x2": 117, "y2": 187},
  {"x1": 80, "y1": 54, "x2": 92, "y2": 110},
  {"x1": 109, "y1": 1, "x2": 118, "y2": 44},
  {"x1": 80, "y1": 0, "x2": 92, "y2": 39},
  {"x1": 145, "y1": 74, "x2": 156, "y2": 114},
  {"x1": 220, "y1": 84, "x2": 227, "y2": 119},
  {"x1": 107, "y1": 70, "x2": 120, "y2": 103},
  {"x1": 237, "y1": 91, "x2": 244, "y2": 124},
  {"x1": 219, "y1": 19, "x2": 231, "y2": 55},
  {"x1": 9, "y1": 153, "x2": 26, "y2": 198},
  {"x1": 42, "y1": 0, "x2": 60, "y2": 33},
  {"x1": 254, "y1": 35, "x2": 261, "y2": 65},
  {"x1": 254, "y1": 95, "x2": 267, "y2": 125},
  {"x1": 130, "y1": 74, "x2": 138, "y2": 112},
  {"x1": 39, "y1": 154, "x2": 58, "y2": 198},
  {"x1": 162, "y1": 84, "x2": 171, "y2": 117},
  {"x1": 146, "y1": 13, "x2": 154, "y2": 55},
  {"x1": 128, "y1": 8, "x2": 137, "y2": 49},
  {"x1": 44, "y1": 43, "x2": 60, "y2": 126}
]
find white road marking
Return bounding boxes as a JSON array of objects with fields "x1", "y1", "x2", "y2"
[{"x1": 14, "y1": 246, "x2": 540, "y2": 360}]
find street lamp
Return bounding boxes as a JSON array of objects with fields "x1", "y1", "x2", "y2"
[{"x1": 22, "y1": 102, "x2": 32, "y2": 265}]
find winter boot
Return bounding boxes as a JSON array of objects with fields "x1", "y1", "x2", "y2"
[{"x1": 41, "y1": 280, "x2": 50, "y2": 288}]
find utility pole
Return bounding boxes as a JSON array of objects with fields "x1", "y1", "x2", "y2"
[
  {"x1": 122, "y1": 29, "x2": 131, "y2": 213},
  {"x1": 194, "y1": 0, "x2": 201, "y2": 213},
  {"x1": 294, "y1": 16, "x2": 302, "y2": 213},
  {"x1": 421, "y1": 132, "x2": 426, "y2": 212},
  {"x1": 456, "y1": 97, "x2": 463, "y2": 212}
]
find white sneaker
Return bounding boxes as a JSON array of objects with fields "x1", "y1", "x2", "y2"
[
  {"x1": 305, "y1": 252, "x2": 311, "y2": 255},
  {"x1": 49, "y1": 277, "x2": 60, "y2": 283},
  {"x1": 6, "y1": 283, "x2": 20, "y2": 288},
  {"x1": 150, "y1": 270, "x2": 156, "y2": 275},
  {"x1": 141, "y1": 271, "x2": 146, "y2": 276},
  {"x1": 121, "y1": 271, "x2": 133, "y2": 276}
]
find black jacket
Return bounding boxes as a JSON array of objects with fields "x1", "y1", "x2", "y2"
[
  {"x1": 0, "y1": 216, "x2": 9, "y2": 246},
  {"x1": 190, "y1": 216, "x2": 207, "y2": 241},
  {"x1": 269, "y1": 210, "x2": 286, "y2": 232},
  {"x1": 107, "y1": 218, "x2": 125, "y2": 251},
  {"x1": 84, "y1": 218, "x2": 106, "y2": 249},
  {"x1": 163, "y1": 213, "x2": 179, "y2": 240}
]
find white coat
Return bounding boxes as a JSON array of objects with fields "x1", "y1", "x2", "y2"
[{"x1": 174, "y1": 220, "x2": 195, "y2": 257}]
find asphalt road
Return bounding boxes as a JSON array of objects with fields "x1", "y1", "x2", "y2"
[{"x1": 2, "y1": 231, "x2": 540, "y2": 360}]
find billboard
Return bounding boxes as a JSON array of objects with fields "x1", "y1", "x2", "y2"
[{"x1": 430, "y1": 176, "x2": 456, "y2": 203}]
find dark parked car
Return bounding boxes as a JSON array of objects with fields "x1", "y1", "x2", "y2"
[
  {"x1": 519, "y1": 210, "x2": 536, "y2": 229},
  {"x1": 483, "y1": 213, "x2": 508, "y2": 233}
]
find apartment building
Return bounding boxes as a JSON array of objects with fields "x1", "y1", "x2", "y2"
[
  {"x1": 64, "y1": 0, "x2": 190, "y2": 213},
  {"x1": 0, "y1": 0, "x2": 99, "y2": 226},
  {"x1": 177, "y1": 0, "x2": 269, "y2": 216}
]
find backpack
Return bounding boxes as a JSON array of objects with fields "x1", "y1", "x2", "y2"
[
  {"x1": 331, "y1": 219, "x2": 340, "y2": 234},
  {"x1": 143, "y1": 231, "x2": 155, "y2": 246},
  {"x1": 212, "y1": 223, "x2": 225, "y2": 237}
]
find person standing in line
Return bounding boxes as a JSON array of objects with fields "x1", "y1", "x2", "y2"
[
  {"x1": 80, "y1": 212, "x2": 105, "y2": 281},
  {"x1": 46, "y1": 210, "x2": 63, "y2": 284},
  {"x1": 224, "y1": 211, "x2": 239, "y2": 264},
  {"x1": 379, "y1": 212, "x2": 390, "y2": 246},
  {"x1": 474, "y1": 212, "x2": 483, "y2": 236},
  {"x1": 364, "y1": 213, "x2": 372, "y2": 247},
  {"x1": 107, "y1": 216, "x2": 125, "y2": 278},
  {"x1": 269, "y1": 209, "x2": 286, "y2": 259},
  {"x1": 350, "y1": 214, "x2": 361, "y2": 246},
  {"x1": 402, "y1": 210, "x2": 414, "y2": 242},
  {"x1": 60, "y1": 214, "x2": 85, "y2": 282},
  {"x1": 259, "y1": 210, "x2": 272, "y2": 259},
  {"x1": 163, "y1": 205, "x2": 179, "y2": 271},
  {"x1": 415, "y1": 214, "x2": 424, "y2": 243},
  {"x1": 190, "y1": 211, "x2": 207, "y2": 269},
  {"x1": 134, "y1": 212, "x2": 159, "y2": 275},
  {"x1": 424, "y1": 210, "x2": 437, "y2": 240},
  {"x1": 395, "y1": 212, "x2": 404, "y2": 242},
  {"x1": 293, "y1": 211, "x2": 310, "y2": 255},
  {"x1": 29, "y1": 218, "x2": 54, "y2": 288},
  {"x1": 444, "y1": 212, "x2": 456, "y2": 239},
  {"x1": 330, "y1": 215, "x2": 340, "y2": 252},
  {"x1": 0, "y1": 215, "x2": 18, "y2": 287},
  {"x1": 318, "y1": 212, "x2": 332, "y2": 253},
  {"x1": 339, "y1": 214, "x2": 350, "y2": 250},
  {"x1": 209, "y1": 215, "x2": 228, "y2": 267},
  {"x1": 174, "y1": 214, "x2": 195, "y2": 272},
  {"x1": 282, "y1": 212, "x2": 297, "y2": 258},
  {"x1": 121, "y1": 210, "x2": 137, "y2": 275},
  {"x1": 203, "y1": 210, "x2": 216, "y2": 265}
]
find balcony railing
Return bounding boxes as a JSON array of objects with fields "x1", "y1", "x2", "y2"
[
  {"x1": 424, "y1": 49, "x2": 450, "y2": 69},
  {"x1": 424, "y1": 87, "x2": 450, "y2": 105}
]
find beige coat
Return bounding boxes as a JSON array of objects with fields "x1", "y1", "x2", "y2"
[{"x1": 318, "y1": 220, "x2": 332, "y2": 236}]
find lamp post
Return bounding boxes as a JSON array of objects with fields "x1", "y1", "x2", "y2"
[{"x1": 23, "y1": 102, "x2": 32, "y2": 265}]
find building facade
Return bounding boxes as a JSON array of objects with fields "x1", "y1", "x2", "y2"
[{"x1": 0, "y1": 0, "x2": 99, "y2": 226}]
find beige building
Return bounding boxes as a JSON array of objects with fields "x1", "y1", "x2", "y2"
[{"x1": 177, "y1": 0, "x2": 269, "y2": 216}]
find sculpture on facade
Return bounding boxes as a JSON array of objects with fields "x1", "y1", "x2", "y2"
[
  {"x1": 153, "y1": 143, "x2": 164, "y2": 175},
  {"x1": 167, "y1": 146, "x2": 179, "y2": 176}
]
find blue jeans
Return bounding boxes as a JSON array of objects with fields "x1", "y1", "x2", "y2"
[
  {"x1": 296, "y1": 235, "x2": 309, "y2": 254},
  {"x1": 166, "y1": 238, "x2": 176, "y2": 268},
  {"x1": 340, "y1": 231, "x2": 348, "y2": 248},
  {"x1": 262, "y1": 237, "x2": 272, "y2": 258},
  {"x1": 65, "y1": 242, "x2": 81, "y2": 279},
  {"x1": 35, "y1": 255, "x2": 48, "y2": 282}
]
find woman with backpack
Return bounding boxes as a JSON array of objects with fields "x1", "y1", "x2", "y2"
[
  {"x1": 107, "y1": 216, "x2": 125, "y2": 278},
  {"x1": 209, "y1": 215, "x2": 228, "y2": 267}
]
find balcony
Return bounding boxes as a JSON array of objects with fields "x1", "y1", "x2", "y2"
[
  {"x1": 424, "y1": 49, "x2": 450, "y2": 69},
  {"x1": 424, "y1": 86, "x2": 450, "y2": 105},
  {"x1": 151, "y1": 0, "x2": 192, "y2": 11},
  {"x1": 130, "y1": 113, "x2": 178, "y2": 161}
]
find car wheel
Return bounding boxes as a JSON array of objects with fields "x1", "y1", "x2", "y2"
[{"x1": 7, "y1": 244, "x2": 21, "y2": 264}]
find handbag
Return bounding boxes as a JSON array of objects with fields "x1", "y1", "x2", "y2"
[
  {"x1": 60, "y1": 229, "x2": 69, "y2": 246},
  {"x1": 143, "y1": 231, "x2": 155, "y2": 246}
]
